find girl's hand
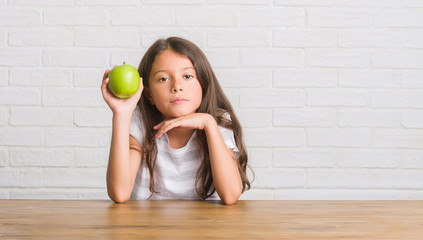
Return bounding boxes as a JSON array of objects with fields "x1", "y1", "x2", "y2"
[
  {"x1": 153, "y1": 113, "x2": 214, "y2": 138},
  {"x1": 101, "y1": 68, "x2": 143, "y2": 115}
]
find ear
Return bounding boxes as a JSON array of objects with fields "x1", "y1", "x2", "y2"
[{"x1": 144, "y1": 88, "x2": 155, "y2": 105}]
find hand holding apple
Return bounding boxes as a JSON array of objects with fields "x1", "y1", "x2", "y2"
[
  {"x1": 107, "y1": 62, "x2": 140, "y2": 99},
  {"x1": 101, "y1": 63, "x2": 143, "y2": 115}
]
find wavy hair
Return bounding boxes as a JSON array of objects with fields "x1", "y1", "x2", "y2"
[{"x1": 137, "y1": 37, "x2": 251, "y2": 199}]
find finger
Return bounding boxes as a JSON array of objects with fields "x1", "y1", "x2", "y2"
[{"x1": 103, "y1": 69, "x2": 110, "y2": 81}]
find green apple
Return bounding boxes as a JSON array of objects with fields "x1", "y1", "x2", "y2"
[{"x1": 108, "y1": 62, "x2": 140, "y2": 99}]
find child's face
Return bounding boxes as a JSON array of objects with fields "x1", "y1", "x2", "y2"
[{"x1": 147, "y1": 49, "x2": 202, "y2": 120}]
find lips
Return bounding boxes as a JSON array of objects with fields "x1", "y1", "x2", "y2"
[{"x1": 170, "y1": 98, "x2": 188, "y2": 104}]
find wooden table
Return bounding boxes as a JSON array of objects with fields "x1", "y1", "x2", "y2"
[{"x1": 0, "y1": 200, "x2": 422, "y2": 239}]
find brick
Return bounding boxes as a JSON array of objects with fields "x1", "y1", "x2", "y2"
[
  {"x1": 308, "y1": 48, "x2": 369, "y2": 68},
  {"x1": 373, "y1": 9, "x2": 423, "y2": 27},
  {"x1": 275, "y1": 0, "x2": 334, "y2": 6},
  {"x1": 43, "y1": 168, "x2": 106, "y2": 188},
  {"x1": 9, "y1": 28, "x2": 73, "y2": 47},
  {"x1": 240, "y1": 7, "x2": 304, "y2": 27},
  {"x1": 143, "y1": 0, "x2": 203, "y2": 4},
  {"x1": 274, "y1": 69, "x2": 337, "y2": 87},
  {"x1": 308, "y1": 169, "x2": 423, "y2": 189},
  {"x1": 10, "y1": 68, "x2": 72, "y2": 86},
  {"x1": 402, "y1": 110, "x2": 423, "y2": 128},
  {"x1": 374, "y1": 129, "x2": 423, "y2": 149},
  {"x1": 307, "y1": 8, "x2": 371, "y2": 27},
  {"x1": 253, "y1": 168, "x2": 305, "y2": 188},
  {"x1": 274, "y1": 29, "x2": 336, "y2": 47},
  {"x1": 208, "y1": 0, "x2": 270, "y2": 4},
  {"x1": 244, "y1": 128, "x2": 304, "y2": 147},
  {"x1": 0, "y1": 87, "x2": 41, "y2": 105},
  {"x1": 76, "y1": 189, "x2": 109, "y2": 200},
  {"x1": 337, "y1": 150, "x2": 399, "y2": 168},
  {"x1": 339, "y1": 69, "x2": 400, "y2": 88},
  {"x1": 9, "y1": 0, "x2": 73, "y2": 6},
  {"x1": 44, "y1": 8, "x2": 108, "y2": 25},
  {"x1": 112, "y1": 7, "x2": 175, "y2": 26},
  {"x1": 236, "y1": 109, "x2": 272, "y2": 128},
  {"x1": 403, "y1": 30, "x2": 423, "y2": 48},
  {"x1": 10, "y1": 107, "x2": 72, "y2": 126},
  {"x1": 42, "y1": 88, "x2": 105, "y2": 107},
  {"x1": 338, "y1": 109, "x2": 399, "y2": 127},
  {"x1": 0, "y1": 128, "x2": 44, "y2": 146},
  {"x1": 274, "y1": 108, "x2": 336, "y2": 127},
  {"x1": 402, "y1": 150, "x2": 423, "y2": 169},
  {"x1": 372, "y1": 50, "x2": 423, "y2": 69},
  {"x1": 0, "y1": 169, "x2": 43, "y2": 187},
  {"x1": 273, "y1": 149, "x2": 335, "y2": 168},
  {"x1": 275, "y1": 189, "x2": 423, "y2": 200},
  {"x1": 75, "y1": 29, "x2": 140, "y2": 47},
  {"x1": 239, "y1": 189, "x2": 273, "y2": 200},
  {"x1": 0, "y1": 107, "x2": 7, "y2": 126},
  {"x1": 0, "y1": 9, "x2": 41, "y2": 26},
  {"x1": 0, "y1": 68, "x2": 7, "y2": 86},
  {"x1": 0, "y1": 147, "x2": 6, "y2": 167},
  {"x1": 240, "y1": 89, "x2": 303, "y2": 108},
  {"x1": 43, "y1": 49, "x2": 108, "y2": 67},
  {"x1": 74, "y1": 69, "x2": 106, "y2": 87},
  {"x1": 0, "y1": 49, "x2": 40, "y2": 67},
  {"x1": 74, "y1": 108, "x2": 112, "y2": 127},
  {"x1": 75, "y1": 0, "x2": 137, "y2": 5},
  {"x1": 0, "y1": 29, "x2": 6, "y2": 46},
  {"x1": 338, "y1": 0, "x2": 403, "y2": 7},
  {"x1": 11, "y1": 189, "x2": 76, "y2": 200},
  {"x1": 241, "y1": 49, "x2": 304, "y2": 67},
  {"x1": 307, "y1": 128, "x2": 371, "y2": 147},
  {"x1": 46, "y1": 128, "x2": 110, "y2": 147},
  {"x1": 402, "y1": 70, "x2": 423, "y2": 88},
  {"x1": 339, "y1": 29, "x2": 401, "y2": 48},
  {"x1": 306, "y1": 89, "x2": 370, "y2": 107},
  {"x1": 10, "y1": 148, "x2": 73, "y2": 167},
  {"x1": 249, "y1": 148, "x2": 272, "y2": 168},
  {"x1": 371, "y1": 90, "x2": 423, "y2": 108},
  {"x1": 204, "y1": 50, "x2": 239, "y2": 68},
  {"x1": 214, "y1": 68, "x2": 272, "y2": 88},
  {"x1": 141, "y1": 28, "x2": 205, "y2": 48},
  {"x1": 177, "y1": 7, "x2": 236, "y2": 27},
  {"x1": 110, "y1": 49, "x2": 146, "y2": 69},
  {"x1": 75, "y1": 148, "x2": 109, "y2": 167},
  {"x1": 0, "y1": 189, "x2": 10, "y2": 199},
  {"x1": 207, "y1": 28, "x2": 270, "y2": 47}
]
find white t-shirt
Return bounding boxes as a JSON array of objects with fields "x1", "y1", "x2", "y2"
[{"x1": 129, "y1": 106, "x2": 239, "y2": 200}]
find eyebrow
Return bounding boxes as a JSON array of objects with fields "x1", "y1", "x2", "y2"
[{"x1": 152, "y1": 67, "x2": 195, "y2": 76}]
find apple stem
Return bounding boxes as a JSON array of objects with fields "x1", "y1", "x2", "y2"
[{"x1": 123, "y1": 61, "x2": 126, "y2": 65}]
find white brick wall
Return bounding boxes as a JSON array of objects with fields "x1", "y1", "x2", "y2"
[{"x1": 1, "y1": 1, "x2": 423, "y2": 200}]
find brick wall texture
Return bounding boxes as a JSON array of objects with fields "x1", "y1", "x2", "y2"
[{"x1": 1, "y1": 0, "x2": 423, "y2": 200}]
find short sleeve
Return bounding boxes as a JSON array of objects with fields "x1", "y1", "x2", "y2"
[
  {"x1": 129, "y1": 106, "x2": 145, "y2": 146},
  {"x1": 218, "y1": 126, "x2": 239, "y2": 153}
]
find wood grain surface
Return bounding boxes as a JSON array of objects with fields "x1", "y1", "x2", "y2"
[{"x1": 0, "y1": 200, "x2": 422, "y2": 239}]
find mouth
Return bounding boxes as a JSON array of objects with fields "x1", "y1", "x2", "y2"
[{"x1": 170, "y1": 98, "x2": 188, "y2": 104}]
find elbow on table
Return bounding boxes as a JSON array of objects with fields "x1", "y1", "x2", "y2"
[
  {"x1": 108, "y1": 191, "x2": 131, "y2": 204},
  {"x1": 220, "y1": 191, "x2": 241, "y2": 205}
]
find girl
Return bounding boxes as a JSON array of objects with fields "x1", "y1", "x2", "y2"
[{"x1": 101, "y1": 37, "x2": 250, "y2": 205}]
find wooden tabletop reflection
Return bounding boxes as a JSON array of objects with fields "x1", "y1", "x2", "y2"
[{"x1": 0, "y1": 200, "x2": 422, "y2": 239}]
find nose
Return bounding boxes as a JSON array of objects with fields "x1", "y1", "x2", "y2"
[{"x1": 171, "y1": 78, "x2": 183, "y2": 93}]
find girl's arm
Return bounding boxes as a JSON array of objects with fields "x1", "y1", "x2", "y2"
[
  {"x1": 101, "y1": 69, "x2": 143, "y2": 203},
  {"x1": 203, "y1": 116, "x2": 242, "y2": 205},
  {"x1": 154, "y1": 113, "x2": 242, "y2": 205}
]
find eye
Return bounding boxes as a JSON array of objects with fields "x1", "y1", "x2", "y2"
[
  {"x1": 158, "y1": 77, "x2": 170, "y2": 82},
  {"x1": 184, "y1": 75, "x2": 194, "y2": 79}
]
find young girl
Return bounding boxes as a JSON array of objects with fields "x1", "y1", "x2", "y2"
[{"x1": 101, "y1": 37, "x2": 250, "y2": 205}]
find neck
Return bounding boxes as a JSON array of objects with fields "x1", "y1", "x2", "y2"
[{"x1": 166, "y1": 127, "x2": 196, "y2": 149}]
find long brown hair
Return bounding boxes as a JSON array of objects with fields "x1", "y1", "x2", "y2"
[{"x1": 137, "y1": 37, "x2": 251, "y2": 199}]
